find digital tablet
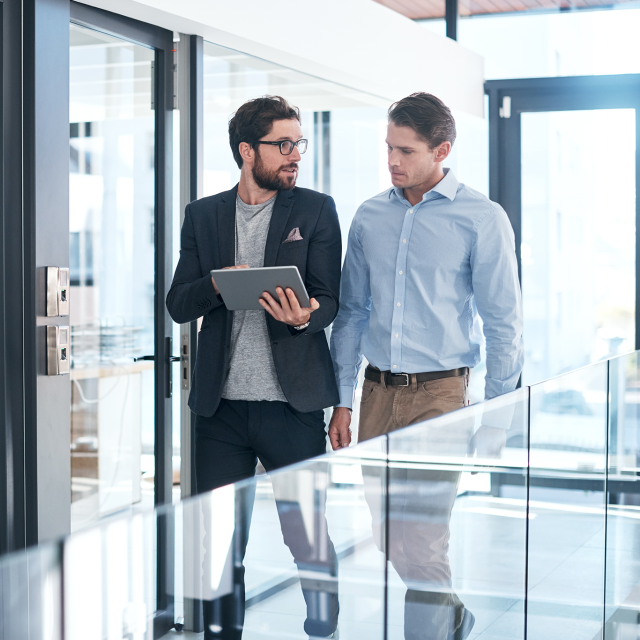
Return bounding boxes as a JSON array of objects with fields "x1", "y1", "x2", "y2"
[{"x1": 210, "y1": 266, "x2": 311, "y2": 311}]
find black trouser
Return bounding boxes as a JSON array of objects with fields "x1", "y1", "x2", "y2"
[{"x1": 195, "y1": 398, "x2": 339, "y2": 640}]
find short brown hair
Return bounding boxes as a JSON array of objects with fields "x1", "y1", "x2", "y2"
[
  {"x1": 388, "y1": 93, "x2": 456, "y2": 148},
  {"x1": 228, "y1": 95, "x2": 300, "y2": 168}
]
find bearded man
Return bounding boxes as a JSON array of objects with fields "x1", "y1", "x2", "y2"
[{"x1": 167, "y1": 96, "x2": 341, "y2": 640}]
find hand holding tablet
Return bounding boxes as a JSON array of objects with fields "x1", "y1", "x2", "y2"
[
  {"x1": 210, "y1": 266, "x2": 317, "y2": 327},
  {"x1": 259, "y1": 286, "x2": 319, "y2": 328}
]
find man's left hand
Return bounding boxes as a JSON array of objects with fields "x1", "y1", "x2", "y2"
[
  {"x1": 259, "y1": 287, "x2": 319, "y2": 326},
  {"x1": 471, "y1": 425, "x2": 507, "y2": 459}
]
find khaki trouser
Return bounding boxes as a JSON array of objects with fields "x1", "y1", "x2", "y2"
[
  {"x1": 358, "y1": 372, "x2": 470, "y2": 442},
  {"x1": 359, "y1": 371, "x2": 472, "y2": 640}
]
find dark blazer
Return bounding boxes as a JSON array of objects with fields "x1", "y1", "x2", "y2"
[{"x1": 166, "y1": 185, "x2": 342, "y2": 417}]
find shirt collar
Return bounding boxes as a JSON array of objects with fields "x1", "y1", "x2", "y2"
[{"x1": 389, "y1": 168, "x2": 459, "y2": 203}]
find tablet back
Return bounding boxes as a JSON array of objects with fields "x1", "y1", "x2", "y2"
[{"x1": 211, "y1": 266, "x2": 310, "y2": 311}]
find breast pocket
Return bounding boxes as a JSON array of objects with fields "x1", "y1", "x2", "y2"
[{"x1": 277, "y1": 239, "x2": 309, "y2": 266}]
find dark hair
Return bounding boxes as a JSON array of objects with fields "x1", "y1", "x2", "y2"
[
  {"x1": 388, "y1": 92, "x2": 456, "y2": 149},
  {"x1": 228, "y1": 95, "x2": 301, "y2": 168}
]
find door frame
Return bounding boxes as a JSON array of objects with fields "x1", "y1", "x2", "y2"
[
  {"x1": 1, "y1": 0, "x2": 29, "y2": 556},
  {"x1": 1, "y1": 0, "x2": 74, "y2": 553},
  {"x1": 69, "y1": 4, "x2": 175, "y2": 634},
  {"x1": 485, "y1": 74, "x2": 640, "y2": 349}
]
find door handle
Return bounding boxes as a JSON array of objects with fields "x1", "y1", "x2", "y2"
[{"x1": 135, "y1": 338, "x2": 181, "y2": 397}]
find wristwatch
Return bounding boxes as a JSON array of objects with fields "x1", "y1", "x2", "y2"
[{"x1": 293, "y1": 321, "x2": 310, "y2": 331}]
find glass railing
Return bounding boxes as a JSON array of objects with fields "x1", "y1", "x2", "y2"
[{"x1": 2, "y1": 352, "x2": 640, "y2": 639}]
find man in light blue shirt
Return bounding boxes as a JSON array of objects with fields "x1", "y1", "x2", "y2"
[
  {"x1": 328, "y1": 93, "x2": 524, "y2": 640},
  {"x1": 328, "y1": 93, "x2": 523, "y2": 446}
]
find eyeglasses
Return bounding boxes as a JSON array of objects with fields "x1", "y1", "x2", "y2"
[{"x1": 255, "y1": 138, "x2": 308, "y2": 156}]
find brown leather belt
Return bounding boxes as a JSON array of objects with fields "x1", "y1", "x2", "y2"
[{"x1": 364, "y1": 365, "x2": 469, "y2": 387}]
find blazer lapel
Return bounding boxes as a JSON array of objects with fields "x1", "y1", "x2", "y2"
[
  {"x1": 216, "y1": 185, "x2": 238, "y2": 268},
  {"x1": 264, "y1": 190, "x2": 295, "y2": 267}
]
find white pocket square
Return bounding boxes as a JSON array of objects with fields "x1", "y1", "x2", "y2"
[{"x1": 283, "y1": 227, "x2": 304, "y2": 243}]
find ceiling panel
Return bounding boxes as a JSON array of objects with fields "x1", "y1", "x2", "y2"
[{"x1": 373, "y1": 0, "x2": 637, "y2": 18}]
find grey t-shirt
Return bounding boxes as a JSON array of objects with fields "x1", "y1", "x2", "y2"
[{"x1": 221, "y1": 194, "x2": 287, "y2": 402}]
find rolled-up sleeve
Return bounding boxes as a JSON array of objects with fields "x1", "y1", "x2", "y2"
[
  {"x1": 330, "y1": 210, "x2": 371, "y2": 409},
  {"x1": 470, "y1": 204, "x2": 524, "y2": 400}
]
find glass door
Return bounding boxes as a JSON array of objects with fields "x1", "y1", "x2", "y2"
[
  {"x1": 69, "y1": 23, "x2": 157, "y2": 530},
  {"x1": 68, "y1": 6, "x2": 175, "y2": 548},
  {"x1": 68, "y1": 7, "x2": 176, "y2": 634}
]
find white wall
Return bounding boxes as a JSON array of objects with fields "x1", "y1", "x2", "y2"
[{"x1": 77, "y1": 0, "x2": 484, "y2": 117}]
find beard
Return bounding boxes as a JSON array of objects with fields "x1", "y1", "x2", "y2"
[{"x1": 252, "y1": 149, "x2": 298, "y2": 191}]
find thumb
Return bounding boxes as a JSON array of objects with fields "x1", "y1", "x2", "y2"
[{"x1": 309, "y1": 298, "x2": 320, "y2": 311}]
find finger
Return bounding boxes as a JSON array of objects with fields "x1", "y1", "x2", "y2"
[
  {"x1": 276, "y1": 287, "x2": 292, "y2": 312},
  {"x1": 328, "y1": 428, "x2": 341, "y2": 451},
  {"x1": 211, "y1": 277, "x2": 219, "y2": 295},
  {"x1": 261, "y1": 291, "x2": 278, "y2": 308},
  {"x1": 341, "y1": 426, "x2": 352, "y2": 447},
  {"x1": 286, "y1": 288, "x2": 302, "y2": 312},
  {"x1": 258, "y1": 291, "x2": 282, "y2": 318},
  {"x1": 309, "y1": 298, "x2": 320, "y2": 312},
  {"x1": 258, "y1": 298, "x2": 277, "y2": 318},
  {"x1": 260, "y1": 292, "x2": 285, "y2": 320}
]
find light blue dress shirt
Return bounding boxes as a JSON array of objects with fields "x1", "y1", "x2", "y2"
[{"x1": 330, "y1": 169, "x2": 524, "y2": 409}]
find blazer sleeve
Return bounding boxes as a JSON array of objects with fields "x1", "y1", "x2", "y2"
[
  {"x1": 292, "y1": 195, "x2": 342, "y2": 336},
  {"x1": 166, "y1": 203, "x2": 224, "y2": 324}
]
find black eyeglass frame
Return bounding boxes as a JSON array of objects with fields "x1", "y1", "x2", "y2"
[{"x1": 254, "y1": 138, "x2": 308, "y2": 156}]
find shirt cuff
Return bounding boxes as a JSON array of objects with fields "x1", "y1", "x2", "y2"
[
  {"x1": 336, "y1": 385, "x2": 355, "y2": 409},
  {"x1": 482, "y1": 377, "x2": 519, "y2": 429}
]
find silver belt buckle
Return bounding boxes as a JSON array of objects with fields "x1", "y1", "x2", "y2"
[{"x1": 396, "y1": 373, "x2": 410, "y2": 387}]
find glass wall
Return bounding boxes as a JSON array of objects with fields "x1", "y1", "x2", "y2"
[
  {"x1": 605, "y1": 351, "x2": 640, "y2": 638},
  {"x1": 521, "y1": 109, "x2": 636, "y2": 383},
  {"x1": 528, "y1": 362, "x2": 608, "y2": 638},
  {"x1": 202, "y1": 41, "x2": 390, "y2": 252},
  {"x1": 6, "y1": 351, "x2": 640, "y2": 639},
  {"x1": 69, "y1": 25, "x2": 156, "y2": 531}
]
